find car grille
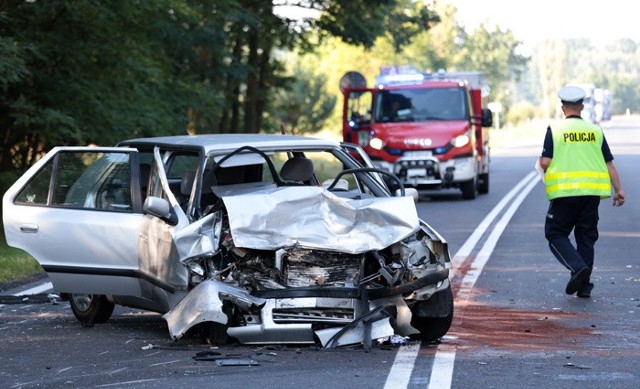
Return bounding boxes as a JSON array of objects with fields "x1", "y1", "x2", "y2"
[{"x1": 271, "y1": 308, "x2": 354, "y2": 324}]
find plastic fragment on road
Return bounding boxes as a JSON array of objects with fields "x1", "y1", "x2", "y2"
[
  {"x1": 215, "y1": 359, "x2": 260, "y2": 367},
  {"x1": 563, "y1": 363, "x2": 592, "y2": 370}
]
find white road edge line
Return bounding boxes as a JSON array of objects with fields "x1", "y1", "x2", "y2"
[
  {"x1": 383, "y1": 171, "x2": 539, "y2": 389},
  {"x1": 427, "y1": 172, "x2": 540, "y2": 389}
]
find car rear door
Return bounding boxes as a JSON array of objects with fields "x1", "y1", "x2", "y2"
[{"x1": 2, "y1": 147, "x2": 146, "y2": 296}]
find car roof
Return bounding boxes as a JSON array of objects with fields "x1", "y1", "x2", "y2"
[{"x1": 118, "y1": 134, "x2": 341, "y2": 154}]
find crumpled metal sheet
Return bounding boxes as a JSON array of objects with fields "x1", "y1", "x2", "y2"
[
  {"x1": 370, "y1": 296, "x2": 419, "y2": 336},
  {"x1": 221, "y1": 186, "x2": 419, "y2": 254},
  {"x1": 173, "y1": 212, "x2": 223, "y2": 262},
  {"x1": 314, "y1": 317, "x2": 395, "y2": 347},
  {"x1": 163, "y1": 279, "x2": 266, "y2": 340}
]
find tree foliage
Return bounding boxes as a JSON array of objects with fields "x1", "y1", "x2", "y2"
[
  {"x1": 527, "y1": 37, "x2": 640, "y2": 118},
  {"x1": 0, "y1": 0, "x2": 225, "y2": 171},
  {"x1": 0, "y1": 0, "x2": 436, "y2": 176},
  {"x1": 270, "y1": 63, "x2": 336, "y2": 135},
  {"x1": 292, "y1": 2, "x2": 529, "y2": 129}
]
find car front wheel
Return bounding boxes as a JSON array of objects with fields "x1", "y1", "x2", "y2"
[
  {"x1": 409, "y1": 285, "x2": 454, "y2": 341},
  {"x1": 69, "y1": 294, "x2": 115, "y2": 324}
]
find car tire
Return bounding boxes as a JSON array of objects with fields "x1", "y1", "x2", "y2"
[
  {"x1": 69, "y1": 294, "x2": 115, "y2": 324},
  {"x1": 207, "y1": 322, "x2": 230, "y2": 345},
  {"x1": 409, "y1": 285, "x2": 454, "y2": 342}
]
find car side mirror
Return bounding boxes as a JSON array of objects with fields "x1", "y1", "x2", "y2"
[
  {"x1": 396, "y1": 187, "x2": 419, "y2": 202},
  {"x1": 143, "y1": 196, "x2": 178, "y2": 225}
]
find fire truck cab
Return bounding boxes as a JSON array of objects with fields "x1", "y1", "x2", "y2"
[{"x1": 341, "y1": 66, "x2": 493, "y2": 199}]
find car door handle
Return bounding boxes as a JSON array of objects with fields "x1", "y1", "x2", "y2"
[{"x1": 19, "y1": 224, "x2": 39, "y2": 233}]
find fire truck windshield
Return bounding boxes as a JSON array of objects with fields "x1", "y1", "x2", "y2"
[{"x1": 374, "y1": 87, "x2": 468, "y2": 123}]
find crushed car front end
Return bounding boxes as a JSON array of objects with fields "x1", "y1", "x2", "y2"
[{"x1": 164, "y1": 180, "x2": 452, "y2": 347}]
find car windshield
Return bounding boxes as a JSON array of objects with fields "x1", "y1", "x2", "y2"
[
  {"x1": 200, "y1": 148, "x2": 381, "y2": 196},
  {"x1": 374, "y1": 87, "x2": 468, "y2": 122}
]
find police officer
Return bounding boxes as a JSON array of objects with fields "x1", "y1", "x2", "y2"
[{"x1": 539, "y1": 85, "x2": 625, "y2": 298}]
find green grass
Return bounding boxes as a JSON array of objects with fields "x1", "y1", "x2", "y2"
[{"x1": 0, "y1": 235, "x2": 44, "y2": 284}]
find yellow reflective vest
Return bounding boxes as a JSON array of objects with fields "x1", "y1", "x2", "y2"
[{"x1": 544, "y1": 119, "x2": 611, "y2": 200}]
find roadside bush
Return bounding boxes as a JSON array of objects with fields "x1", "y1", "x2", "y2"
[{"x1": 506, "y1": 101, "x2": 543, "y2": 127}]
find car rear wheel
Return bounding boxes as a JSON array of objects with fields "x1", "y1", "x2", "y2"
[{"x1": 69, "y1": 294, "x2": 115, "y2": 324}]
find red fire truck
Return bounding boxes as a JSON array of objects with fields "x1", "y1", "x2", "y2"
[{"x1": 340, "y1": 66, "x2": 493, "y2": 199}]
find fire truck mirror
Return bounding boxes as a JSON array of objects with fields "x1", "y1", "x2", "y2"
[
  {"x1": 481, "y1": 108, "x2": 493, "y2": 127},
  {"x1": 339, "y1": 71, "x2": 367, "y2": 93}
]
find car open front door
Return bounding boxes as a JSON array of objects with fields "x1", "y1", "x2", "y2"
[{"x1": 2, "y1": 147, "x2": 145, "y2": 296}]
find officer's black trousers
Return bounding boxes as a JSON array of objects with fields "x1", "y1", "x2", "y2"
[{"x1": 544, "y1": 195, "x2": 600, "y2": 274}]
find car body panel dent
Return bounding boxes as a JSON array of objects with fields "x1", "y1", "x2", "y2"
[
  {"x1": 222, "y1": 185, "x2": 420, "y2": 254},
  {"x1": 138, "y1": 215, "x2": 189, "y2": 294},
  {"x1": 174, "y1": 211, "x2": 223, "y2": 263}
]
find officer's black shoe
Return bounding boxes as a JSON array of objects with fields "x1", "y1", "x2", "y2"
[
  {"x1": 566, "y1": 267, "x2": 590, "y2": 295},
  {"x1": 577, "y1": 282, "x2": 594, "y2": 298}
]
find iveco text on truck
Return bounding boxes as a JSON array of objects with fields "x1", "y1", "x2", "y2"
[{"x1": 340, "y1": 66, "x2": 493, "y2": 199}]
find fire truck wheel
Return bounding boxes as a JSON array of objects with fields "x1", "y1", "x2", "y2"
[
  {"x1": 478, "y1": 172, "x2": 489, "y2": 194},
  {"x1": 461, "y1": 177, "x2": 478, "y2": 199}
]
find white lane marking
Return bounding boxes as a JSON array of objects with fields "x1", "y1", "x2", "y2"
[
  {"x1": 383, "y1": 171, "x2": 540, "y2": 389},
  {"x1": 384, "y1": 342, "x2": 421, "y2": 388},
  {"x1": 452, "y1": 171, "x2": 538, "y2": 270},
  {"x1": 458, "y1": 174, "x2": 540, "y2": 299},
  {"x1": 426, "y1": 343, "x2": 457, "y2": 388},
  {"x1": 428, "y1": 173, "x2": 541, "y2": 389},
  {"x1": 13, "y1": 282, "x2": 53, "y2": 296}
]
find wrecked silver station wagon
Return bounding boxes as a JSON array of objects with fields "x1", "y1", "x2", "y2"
[{"x1": 2, "y1": 134, "x2": 453, "y2": 347}]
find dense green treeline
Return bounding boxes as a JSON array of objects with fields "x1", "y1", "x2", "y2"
[{"x1": 0, "y1": 0, "x2": 438, "y2": 175}]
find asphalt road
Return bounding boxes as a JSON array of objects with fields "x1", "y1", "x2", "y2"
[{"x1": 1, "y1": 117, "x2": 639, "y2": 388}]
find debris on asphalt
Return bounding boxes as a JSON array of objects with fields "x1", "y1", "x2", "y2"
[
  {"x1": 0, "y1": 293, "x2": 59, "y2": 304},
  {"x1": 216, "y1": 359, "x2": 259, "y2": 367},
  {"x1": 563, "y1": 362, "x2": 592, "y2": 370},
  {"x1": 192, "y1": 349, "x2": 271, "y2": 365},
  {"x1": 389, "y1": 335, "x2": 409, "y2": 345}
]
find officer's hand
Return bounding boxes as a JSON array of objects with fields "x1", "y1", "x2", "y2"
[{"x1": 613, "y1": 190, "x2": 626, "y2": 207}]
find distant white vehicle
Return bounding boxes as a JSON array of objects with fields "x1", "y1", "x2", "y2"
[
  {"x1": 567, "y1": 83, "x2": 598, "y2": 123},
  {"x1": 2, "y1": 134, "x2": 453, "y2": 347}
]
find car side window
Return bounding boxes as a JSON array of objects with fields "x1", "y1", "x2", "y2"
[
  {"x1": 164, "y1": 153, "x2": 200, "y2": 205},
  {"x1": 15, "y1": 151, "x2": 133, "y2": 211},
  {"x1": 14, "y1": 163, "x2": 53, "y2": 205}
]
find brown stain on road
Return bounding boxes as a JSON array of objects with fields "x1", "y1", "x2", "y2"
[
  {"x1": 447, "y1": 259, "x2": 593, "y2": 351},
  {"x1": 447, "y1": 300, "x2": 592, "y2": 351}
]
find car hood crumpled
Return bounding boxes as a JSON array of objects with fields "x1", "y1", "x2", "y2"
[{"x1": 221, "y1": 186, "x2": 419, "y2": 254}]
